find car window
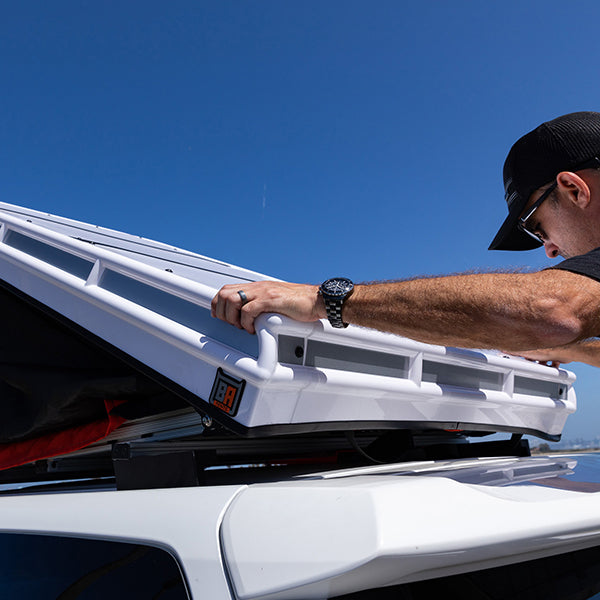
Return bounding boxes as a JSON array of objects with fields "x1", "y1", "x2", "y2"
[{"x1": 0, "y1": 533, "x2": 189, "y2": 599}]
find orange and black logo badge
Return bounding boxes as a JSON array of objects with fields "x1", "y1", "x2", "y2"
[{"x1": 209, "y1": 368, "x2": 245, "y2": 416}]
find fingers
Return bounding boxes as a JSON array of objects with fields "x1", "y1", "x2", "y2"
[
  {"x1": 211, "y1": 283, "x2": 270, "y2": 334},
  {"x1": 211, "y1": 281, "x2": 321, "y2": 334},
  {"x1": 526, "y1": 357, "x2": 561, "y2": 368},
  {"x1": 239, "y1": 298, "x2": 263, "y2": 335},
  {"x1": 225, "y1": 296, "x2": 242, "y2": 329},
  {"x1": 501, "y1": 349, "x2": 562, "y2": 368},
  {"x1": 211, "y1": 285, "x2": 243, "y2": 330}
]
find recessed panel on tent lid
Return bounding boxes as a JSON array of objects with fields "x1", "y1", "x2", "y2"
[{"x1": 0, "y1": 202, "x2": 576, "y2": 440}]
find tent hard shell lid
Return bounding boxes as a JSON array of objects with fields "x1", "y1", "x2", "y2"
[{"x1": 0, "y1": 202, "x2": 576, "y2": 465}]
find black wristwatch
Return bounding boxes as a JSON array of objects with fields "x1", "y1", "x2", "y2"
[{"x1": 318, "y1": 277, "x2": 354, "y2": 328}]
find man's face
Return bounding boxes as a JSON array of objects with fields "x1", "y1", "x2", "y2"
[{"x1": 521, "y1": 174, "x2": 600, "y2": 259}]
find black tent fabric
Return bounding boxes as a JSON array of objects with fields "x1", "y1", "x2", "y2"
[{"x1": 0, "y1": 281, "x2": 185, "y2": 446}]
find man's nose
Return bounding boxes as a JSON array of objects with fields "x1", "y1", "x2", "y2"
[{"x1": 544, "y1": 241, "x2": 560, "y2": 258}]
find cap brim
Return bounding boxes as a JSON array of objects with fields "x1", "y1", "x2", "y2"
[{"x1": 488, "y1": 201, "x2": 543, "y2": 251}]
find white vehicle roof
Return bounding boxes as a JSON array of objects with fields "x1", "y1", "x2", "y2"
[{"x1": 1, "y1": 454, "x2": 599, "y2": 599}]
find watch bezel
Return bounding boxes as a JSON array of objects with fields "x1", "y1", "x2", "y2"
[{"x1": 319, "y1": 277, "x2": 354, "y2": 299}]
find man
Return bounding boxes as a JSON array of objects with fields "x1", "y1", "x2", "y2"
[{"x1": 212, "y1": 111, "x2": 600, "y2": 367}]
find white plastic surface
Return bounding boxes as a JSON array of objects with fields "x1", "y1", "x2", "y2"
[
  {"x1": 0, "y1": 202, "x2": 577, "y2": 438},
  {"x1": 221, "y1": 457, "x2": 600, "y2": 599}
]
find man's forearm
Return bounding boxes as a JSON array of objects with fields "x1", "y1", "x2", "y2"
[{"x1": 343, "y1": 271, "x2": 599, "y2": 351}]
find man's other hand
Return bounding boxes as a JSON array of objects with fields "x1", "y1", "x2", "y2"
[
  {"x1": 514, "y1": 339, "x2": 600, "y2": 368},
  {"x1": 517, "y1": 348, "x2": 572, "y2": 368}
]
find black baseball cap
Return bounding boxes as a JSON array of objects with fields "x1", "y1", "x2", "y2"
[{"x1": 489, "y1": 111, "x2": 600, "y2": 251}]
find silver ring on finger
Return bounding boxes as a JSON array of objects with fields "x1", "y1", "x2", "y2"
[{"x1": 237, "y1": 290, "x2": 249, "y2": 306}]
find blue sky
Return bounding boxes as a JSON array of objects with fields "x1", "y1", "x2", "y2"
[{"x1": 1, "y1": 1, "x2": 599, "y2": 440}]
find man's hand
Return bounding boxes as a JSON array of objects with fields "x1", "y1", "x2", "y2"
[
  {"x1": 514, "y1": 339, "x2": 600, "y2": 368},
  {"x1": 211, "y1": 281, "x2": 325, "y2": 334},
  {"x1": 516, "y1": 348, "x2": 574, "y2": 368}
]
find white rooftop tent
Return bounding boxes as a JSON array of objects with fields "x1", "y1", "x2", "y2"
[{"x1": 0, "y1": 201, "x2": 576, "y2": 445}]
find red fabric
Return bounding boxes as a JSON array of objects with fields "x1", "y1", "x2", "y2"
[{"x1": 0, "y1": 399, "x2": 127, "y2": 471}]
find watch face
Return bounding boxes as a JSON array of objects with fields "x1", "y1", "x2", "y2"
[{"x1": 321, "y1": 277, "x2": 354, "y2": 298}]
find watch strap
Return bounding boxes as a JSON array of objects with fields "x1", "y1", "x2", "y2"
[{"x1": 323, "y1": 296, "x2": 348, "y2": 328}]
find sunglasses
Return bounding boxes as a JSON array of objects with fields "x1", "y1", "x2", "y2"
[{"x1": 518, "y1": 181, "x2": 558, "y2": 244}]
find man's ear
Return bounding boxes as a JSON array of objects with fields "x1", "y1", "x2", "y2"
[{"x1": 556, "y1": 170, "x2": 591, "y2": 208}]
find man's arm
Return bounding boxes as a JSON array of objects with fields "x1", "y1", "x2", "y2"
[{"x1": 211, "y1": 269, "x2": 600, "y2": 352}]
